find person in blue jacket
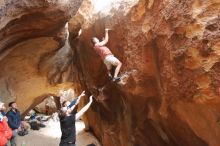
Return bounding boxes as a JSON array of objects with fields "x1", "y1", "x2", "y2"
[{"x1": 6, "y1": 101, "x2": 21, "y2": 146}]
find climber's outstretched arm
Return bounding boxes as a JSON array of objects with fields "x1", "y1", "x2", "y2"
[
  {"x1": 68, "y1": 91, "x2": 85, "y2": 110},
  {"x1": 98, "y1": 28, "x2": 109, "y2": 46},
  {"x1": 75, "y1": 96, "x2": 93, "y2": 120}
]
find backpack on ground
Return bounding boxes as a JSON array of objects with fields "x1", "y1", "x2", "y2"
[
  {"x1": 30, "y1": 121, "x2": 40, "y2": 130},
  {"x1": 18, "y1": 129, "x2": 28, "y2": 136}
]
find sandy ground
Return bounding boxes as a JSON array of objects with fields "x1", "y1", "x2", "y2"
[{"x1": 17, "y1": 119, "x2": 101, "y2": 146}]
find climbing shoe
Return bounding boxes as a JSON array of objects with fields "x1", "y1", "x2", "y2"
[{"x1": 113, "y1": 77, "x2": 121, "y2": 82}]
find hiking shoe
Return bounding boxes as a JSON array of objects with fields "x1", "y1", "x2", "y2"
[{"x1": 113, "y1": 77, "x2": 121, "y2": 82}]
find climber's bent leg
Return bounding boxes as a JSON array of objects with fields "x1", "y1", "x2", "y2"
[
  {"x1": 114, "y1": 60, "x2": 122, "y2": 79},
  {"x1": 104, "y1": 55, "x2": 113, "y2": 77},
  {"x1": 104, "y1": 55, "x2": 122, "y2": 81}
]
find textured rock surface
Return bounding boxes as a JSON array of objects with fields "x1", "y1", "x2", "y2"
[
  {"x1": 69, "y1": 0, "x2": 220, "y2": 146},
  {"x1": 34, "y1": 96, "x2": 57, "y2": 114},
  {"x1": 0, "y1": 0, "x2": 220, "y2": 146},
  {"x1": 34, "y1": 89, "x2": 77, "y2": 114},
  {"x1": 0, "y1": 0, "x2": 83, "y2": 114}
]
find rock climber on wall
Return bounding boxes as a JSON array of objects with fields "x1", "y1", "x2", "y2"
[{"x1": 91, "y1": 28, "x2": 122, "y2": 82}]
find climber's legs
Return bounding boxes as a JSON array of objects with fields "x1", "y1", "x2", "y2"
[
  {"x1": 104, "y1": 55, "x2": 122, "y2": 81},
  {"x1": 113, "y1": 61, "x2": 122, "y2": 81},
  {"x1": 107, "y1": 70, "x2": 112, "y2": 78}
]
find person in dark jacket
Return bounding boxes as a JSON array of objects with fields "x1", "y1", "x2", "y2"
[
  {"x1": 6, "y1": 102, "x2": 21, "y2": 146},
  {"x1": 59, "y1": 95, "x2": 93, "y2": 146}
]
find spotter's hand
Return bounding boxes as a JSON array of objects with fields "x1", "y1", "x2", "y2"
[{"x1": 80, "y1": 91, "x2": 86, "y2": 97}]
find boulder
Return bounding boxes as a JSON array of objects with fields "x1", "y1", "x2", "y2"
[
  {"x1": 0, "y1": 0, "x2": 220, "y2": 146},
  {"x1": 0, "y1": 0, "x2": 83, "y2": 114},
  {"x1": 69, "y1": 0, "x2": 220, "y2": 146}
]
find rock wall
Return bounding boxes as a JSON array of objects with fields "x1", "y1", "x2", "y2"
[
  {"x1": 69, "y1": 0, "x2": 220, "y2": 146},
  {"x1": 0, "y1": 0, "x2": 219, "y2": 146},
  {"x1": 0, "y1": 0, "x2": 83, "y2": 114},
  {"x1": 35, "y1": 96, "x2": 57, "y2": 114}
]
